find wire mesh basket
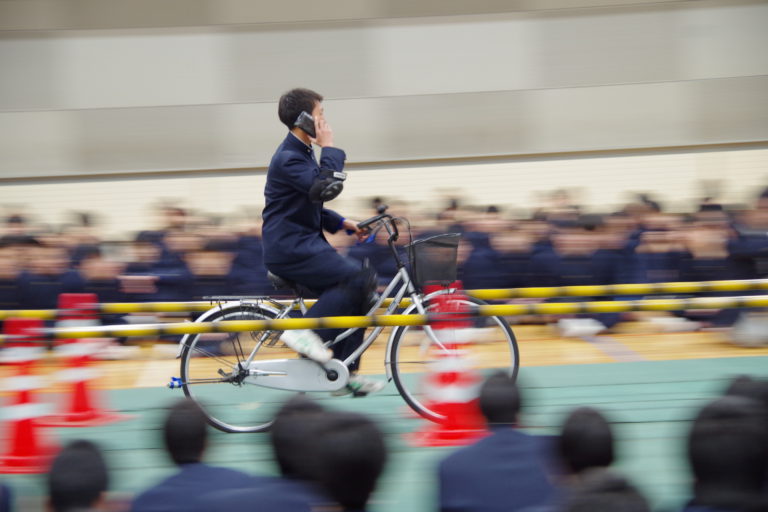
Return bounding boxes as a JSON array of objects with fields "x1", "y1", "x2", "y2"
[{"x1": 407, "y1": 233, "x2": 461, "y2": 289}]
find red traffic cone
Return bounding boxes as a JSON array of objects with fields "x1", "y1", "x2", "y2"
[
  {"x1": 407, "y1": 283, "x2": 487, "y2": 447},
  {"x1": 0, "y1": 318, "x2": 58, "y2": 474},
  {"x1": 38, "y1": 294, "x2": 128, "y2": 427}
]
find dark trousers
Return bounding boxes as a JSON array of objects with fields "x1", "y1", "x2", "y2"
[{"x1": 267, "y1": 250, "x2": 369, "y2": 372}]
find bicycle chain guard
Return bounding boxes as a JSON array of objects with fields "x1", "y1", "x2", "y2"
[{"x1": 244, "y1": 358, "x2": 349, "y2": 392}]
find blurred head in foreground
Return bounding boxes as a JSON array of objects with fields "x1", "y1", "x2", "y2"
[
  {"x1": 479, "y1": 371, "x2": 522, "y2": 427},
  {"x1": 47, "y1": 440, "x2": 109, "y2": 512}
]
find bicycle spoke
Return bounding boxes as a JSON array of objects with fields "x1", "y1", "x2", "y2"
[
  {"x1": 187, "y1": 345, "x2": 238, "y2": 369},
  {"x1": 232, "y1": 334, "x2": 246, "y2": 363}
]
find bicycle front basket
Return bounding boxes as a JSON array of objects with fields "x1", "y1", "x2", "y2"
[{"x1": 407, "y1": 233, "x2": 461, "y2": 289}]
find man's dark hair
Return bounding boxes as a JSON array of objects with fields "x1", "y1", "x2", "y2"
[
  {"x1": 478, "y1": 371, "x2": 521, "y2": 426},
  {"x1": 48, "y1": 439, "x2": 109, "y2": 512},
  {"x1": 269, "y1": 395, "x2": 326, "y2": 479},
  {"x1": 558, "y1": 407, "x2": 614, "y2": 475},
  {"x1": 308, "y1": 411, "x2": 387, "y2": 511},
  {"x1": 563, "y1": 468, "x2": 650, "y2": 512},
  {"x1": 278, "y1": 88, "x2": 323, "y2": 130},
  {"x1": 163, "y1": 398, "x2": 208, "y2": 466},
  {"x1": 687, "y1": 396, "x2": 768, "y2": 512}
]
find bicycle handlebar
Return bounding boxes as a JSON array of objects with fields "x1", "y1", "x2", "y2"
[
  {"x1": 357, "y1": 213, "x2": 389, "y2": 231},
  {"x1": 357, "y1": 205, "x2": 399, "y2": 242},
  {"x1": 357, "y1": 204, "x2": 390, "y2": 230}
]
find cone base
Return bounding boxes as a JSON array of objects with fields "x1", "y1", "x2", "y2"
[
  {"x1": 38, "y1": 410, "x2": 131, "y2": 428},
  {"x1": 0, "y1": 445, "x2": 58, "y2": 474},
  {"x1": 405, "y1": 426, "x2": 488, "y2": 447}
]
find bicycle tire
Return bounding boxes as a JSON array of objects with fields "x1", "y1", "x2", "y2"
[
  {"x1": 388, "y1": 294, "x2": 519, "y2": 423},
  {"x1": 179, "y1": 303, "x2": 288, "y2": 433}
]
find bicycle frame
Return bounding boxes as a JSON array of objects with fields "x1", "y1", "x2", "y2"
[{"x1": 232, "y1": 215, "x2": 447, "y2": 380}]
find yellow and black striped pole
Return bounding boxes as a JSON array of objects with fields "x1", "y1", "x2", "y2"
[
  {"x1": 466, "y1": 278, "x2": 768, "y2": 300},
  {"x1": 9, "y1": 294, "x2": 762, "y2": 341},
  {"x1": 1, "y1": 278, "x2": 767, "y2": 320}
]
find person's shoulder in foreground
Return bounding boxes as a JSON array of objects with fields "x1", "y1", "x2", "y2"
[
  {"x1": 438, "y1": 372, "x2": 556, "y2": 512},
  {"x1": 130, "y1": 399, "x2": 261, "y2": 511}
]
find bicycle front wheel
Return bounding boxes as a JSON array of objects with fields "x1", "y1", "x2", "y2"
[
  {"x1": 388, "y1": 294, "x2": 520, "y2": 423},
  {"x1": 179, "y1": 303, "x2": 295, "y2": 433}
]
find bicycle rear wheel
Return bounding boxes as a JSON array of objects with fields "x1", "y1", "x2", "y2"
[
  {"x1": 179, "y1": 303, "x2": 296, "y2": 433},
  {"x1": 387, "y1": 294, "x2": 519, "y2": 423}
]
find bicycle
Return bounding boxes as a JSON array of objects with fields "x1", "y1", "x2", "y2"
[{"x1": 176, "y1": 207, "x2": 520, "y2": 432}]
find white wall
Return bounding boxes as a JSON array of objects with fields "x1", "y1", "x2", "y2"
[{"x1": 0, "y1": 0, "x2": 766, "y2": 178}]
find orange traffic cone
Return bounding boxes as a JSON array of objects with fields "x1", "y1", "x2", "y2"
[
  {"x1": 407, "y1": 283, "x2": 487, "y2": 447},
  {"x1": 0, "y1": 318, "x2": 58, "y2": 473},
  {"x1": 38, "y1": 294, "x2": 128, "y2": 427}
]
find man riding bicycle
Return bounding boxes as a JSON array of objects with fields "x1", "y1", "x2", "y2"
[{"x1": 261, "y1": 88, "x2": 384, "y2": 395}]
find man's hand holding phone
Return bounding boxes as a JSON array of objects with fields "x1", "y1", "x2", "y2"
[
  {"x1": 295, "y1": 110, "x2": 334, "y2": 147},
  {"x1": 313, "y1": 115, "x2": 334, "y2": 148}
]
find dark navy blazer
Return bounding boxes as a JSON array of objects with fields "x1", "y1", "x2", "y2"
[
  {"x1": 191, "y1": 476, "x2": 332, "y2": 512},
  {"x1": 262, "y1": 133, "x2": 346, "y2": 266},
  {"x1": 130, "y1": 463, "x2": 260, "y2": 512},
  {"x1": 0, "y1": 483, "x2": 11, "y2": 512},
  {"x1": 438, "y1": 428, "x2": 556, "y2": 512}
]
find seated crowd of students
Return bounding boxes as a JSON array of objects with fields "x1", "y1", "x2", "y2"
[
  {"x1": 1, "y1": 192, "x2": 767, "y2": 313},
  {"x1": 1, "y1": 372, "x2": 764, "y2": 512}
]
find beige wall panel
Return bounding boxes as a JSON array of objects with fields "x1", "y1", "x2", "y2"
[
  {"x1": 0, "y1": 0, "x2": 690, "y2": 31},
  {"x1": 215, "y1": 103, "x2": 282, "y2": 170},
  {"x1": 682, "y1": 2, "x2": 768, "y2": 79},
  {"x1": 366, "y1": 16, "x2": 535, "y2": 96},
  {"x1": 0, "y1": 111, "x2": 78, "y2": 175},
  {"x1": 530, "y1": 81, "x2": 691, "y2": 152},
  {"x1": 0, "y1": 34, "x2": 62, "y2": 110},
  {"x1": 535, "y1": 6, "x2": 682, "y2": 87},
  {"x1": 224, "y1": 24, "x2": 375, "y2": 103},
  {"x1": 58, "y1": 30, "x2": 227, "y2": 110},
  {"x1": 691, "y1": 76, "x2": 768, "y2": 143},
  {"x1": 76, "y1": 106, "x2": 221, "y2": 172}
]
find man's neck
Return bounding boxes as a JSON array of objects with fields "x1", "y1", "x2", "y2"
[{"x1": 290, "y1": 129, "x2": 312, "y2": 147}]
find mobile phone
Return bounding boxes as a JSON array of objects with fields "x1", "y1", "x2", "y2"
[{"x1": 294, "y1": 111, "x2": 316, "y2": 138}]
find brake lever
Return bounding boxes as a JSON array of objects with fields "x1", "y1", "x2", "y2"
[{"x1": 357, "y1": 224, "x2": 382, "y2": 244}]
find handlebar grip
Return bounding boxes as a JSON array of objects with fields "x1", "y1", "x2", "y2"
[{"x1": 357, "y1": 214, "x2": 387, "y2": 230}]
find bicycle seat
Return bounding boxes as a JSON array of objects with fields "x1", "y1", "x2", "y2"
[{"x1": 267, "y1": 271, "x2": 303, "y2": 295}]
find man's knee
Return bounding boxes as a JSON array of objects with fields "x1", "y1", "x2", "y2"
[{"x1": 340, "y1": 264, "x2": 378, "y2": 308}]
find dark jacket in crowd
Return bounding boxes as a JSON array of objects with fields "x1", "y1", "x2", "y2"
[
  {"x1": 438, "y1": 427, "x2": 556, "y2": 512},
  {"x1": 192, "y1": 477, "x2": 330, "y2": 512},
  {"x1": 131, "y1": 463, "x2": 258, "y2": 512},
  {"x1": 18, "y1": 270, "x2": 83, "y2": 309}
]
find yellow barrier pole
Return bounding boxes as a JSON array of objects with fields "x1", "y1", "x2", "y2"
[
  {"x1": 25, "y1": 294, "x2": 766, "y2": 340},
  {"x1": 2, "y1": 278, "x2": 768, "y2": 319},
  {"x1": 466, "y1": 279, "x2": 768, "y2": 300}
]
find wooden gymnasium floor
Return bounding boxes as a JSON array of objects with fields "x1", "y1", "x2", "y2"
[{"x1": 1, "y1": 319, "x2": 768, "y2": 511}]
